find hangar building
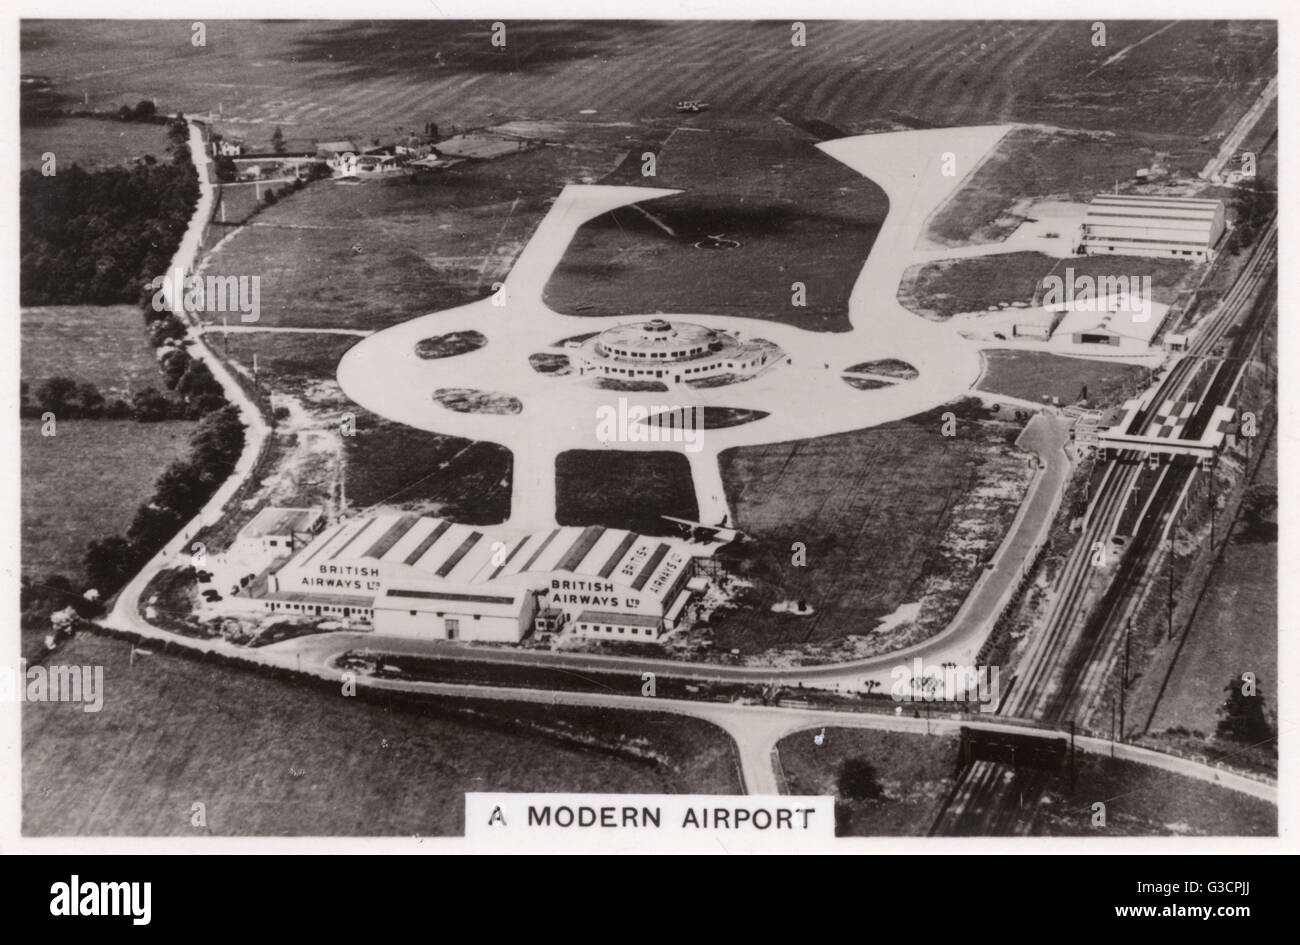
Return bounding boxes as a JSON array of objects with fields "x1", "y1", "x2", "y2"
[
  {"x1": 1080, "y1": 193, "x2": 1225, "y2": 262},
  {"x1": 243, "y1": 512, "x2": 704, "y2": 644}
]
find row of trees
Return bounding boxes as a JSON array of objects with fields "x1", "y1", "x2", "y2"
[
  {"x1": 84, "y1": 405, "x2": 246, "y2": 595},
  {"x1": 21, "y1": 111, "x2": 256, "y2": 629},
  {"x1": 21, "y1": 404, "x2": 249, "y2": 635},
  {"x1": 21, "y1": 361, "x2": 225, "y2": 424},
  {"x1": 1229, "y1": 175, "x2": 1276, "y2": 253}
]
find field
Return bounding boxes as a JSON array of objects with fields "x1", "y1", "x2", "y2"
[
  {"x1": 544, "y1": 119, "x2": 887, "y2": 331},
  {"x1": 556, "y1": 450, "x2": 698, "y2": 535},
  {"x1": 22, "y1": 633, "x2": 742, "y2": 836},
  {"x1": 216, "y1": 330, "x2": 360, "y2": 396},
  {"x1": 201, "y1": 144, "x2": 627, "y2": 331},
  {"x1": 22, "y1": 305, "x2": 162, "y2": 399},
  {"x1": 899, "y1": 252, "x2": 1199, "y2": 321},
  {"x1": 342, "y1": 411, "x2": 513, "y2": 522},
  {"x1": 23, "y1": 21, "x2": 1272, "y2": 157},
  {"x1": 977, "y1": 350, "x2": 1150, "y2": 408},
  {"x1": 899, "y1": 253, "x2": 1054, "y2": 320},
  {"x1": 21, "y1": 419, "x2": 196, "y2": 580},
  {"x1": 21, "y1": 116, "x2": 170, "y2": 170},
  {"x1": 777, "y1": 728, "x2": 961, "y2": 836},
  {"x1": 777, "y1": 728, "x2": 1275, "y2": 836},
  {"x1": 714, "y1": 402, "x2": 1032, "y2": 659},
  {"x1": 1134, "y1": 434, "x2": 1277, "y2": 765},
  {"x1": 24, "y1": 21, "x2": 1274, "y2": 338},
  {"x1": 927, "y1": 124, "x2": 1231, "y2": 246}
]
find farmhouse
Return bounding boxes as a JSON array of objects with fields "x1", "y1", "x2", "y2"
[
  {"x1": 1080, "y1": 193, "x2": 1225, "y2": 262},
  {"x1": 232, "y1": 512, "x2": 707, "y2": 643},
  {"x1": 315, "y1": 140, "x2": 359, "y2": 159},
  {"x1": 574, "y1": 318, "x2": 787, "y2": 386}
]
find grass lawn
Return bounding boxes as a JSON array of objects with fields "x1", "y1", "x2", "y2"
[
  {"x1": 977, "y1": 349, "x2": 1150, "y2": 409},
  {"x1": 899, "y1": 252, "x2": 1197, "y2": 322},
  {"x1": 777, "y1": 728, "x2": 961, "y2": 836},
  {"x1": 22, "y1": 305, "x2": 161, "y2": 399},
  {"x1": 899, "y1": 253, "x2": 1053, "y2": 320},
  {"x1": 21, "y1": 419, "x2": 196, "y2": 581},
  {"x1": 217, "y1": 330, "x2": 361, "y2": 397},
  {"x1": 21, "y1": 116, "x2": 170, "y2": 170},
  {"x1": 556, "y1": 450, "x2": 699, "y2": 535},
  {"x1": 1133, "y1": 433, "x2": 1277, "y2": 768},
  {"x1": 22, "y1": 633, "x2": 741, "y2": 836},
  {"x1": 342, "y1": 410, "x2": 512, "y2": 523},
  {"x1": 1030, "y1": 752, "x2": 1275, "y2": 836},
  {"x1": 545, "y1": 119, "x2": 887, "y2": 332},
  {"x1": 204, "y1": 143, "x2": 628, "y2": 332},
  {"x1": 713, "y1": 402, "x2": 1031, "y2": 659}
]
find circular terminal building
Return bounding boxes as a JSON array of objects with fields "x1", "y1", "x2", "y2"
[{"x1": 573, "y1": 318, "x2": 786, "y2": 386}]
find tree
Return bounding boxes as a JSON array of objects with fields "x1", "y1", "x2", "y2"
[
  {"x1": 1217, "y1": 676, "x2": 1273, "y2": 745},
  {"x1": 77, "y1": 382, "x2": 106, "y2": 417},
  {"x1": 34, "y1": 376, "x2": 80, "y2": 416},
  {"x1": 214, "y1": 155, "x2": 238, "y2": 183},
  {"x1": 133, "y1": 99, "x2": 157, "y2": 121},
  {"x1": 159, "y1": 348, "x2": 191, "y2": 389},
  {"x1": 127, "y1": 504, "x2": 184, "y2": 551},
  {"x1": 837, "y1": 758, "x2": 883, "y2": 801},
  {"x1": 83, "y1": 536, "x2": 141, "y2": 597},
  {"x1": 153, "y1": 462, "x2": 206, "y2": 515},
  {"x1": 131, "y1": 386, "x2": 173, "y2": 422},
  {"x1": 148, "y1": 315, "x2": 187, "y2": 347},
  {"x1": 271, "y1": 125, "x2": 286, "y2": 154}
]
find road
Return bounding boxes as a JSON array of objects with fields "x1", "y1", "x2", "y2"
[
  {"x1": 1200, "y1": 75, "x2": 1277, "y2": 181},
  {"x1": 106, "y1": 118, "x2": 272, "y2": 638}
]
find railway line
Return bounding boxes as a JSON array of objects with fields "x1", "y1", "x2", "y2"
[{"x1": 932, "y1": 217, "x2": 1276, "y2": 835}]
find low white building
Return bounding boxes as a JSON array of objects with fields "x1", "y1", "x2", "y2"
[
  {"x1": 230, "y1": 507, "x2": 324, "y2": 559},
  {"x1": 1053, "y1": 294, "x2": 1170, "y2": 352}
]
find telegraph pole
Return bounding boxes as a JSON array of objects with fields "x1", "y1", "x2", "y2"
[
  {"x1": 1209, "y1": 466, "x2": 1217, "y2": 550},
  {"x1": 1167, "y1": 528, "x2": 1175, "y2": 641},
  {"x1": 1118, "y1": 668, "x2": 1126, "y2": 744},
  {"x1": 1123, "y1": 619, "x2": 1131, "y2": 689},
  {"x1": 1069, "y1": 721, "x2": 1076, "y2": 792}
]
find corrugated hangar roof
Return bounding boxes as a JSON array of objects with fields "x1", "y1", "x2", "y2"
[{"x1": 275, "y1": 513, "x2": 694, "y2": 604}]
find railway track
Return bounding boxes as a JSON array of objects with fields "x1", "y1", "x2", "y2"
[{"x1": 931, "y1": 217, "x2": 1276, "y2": 835}]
